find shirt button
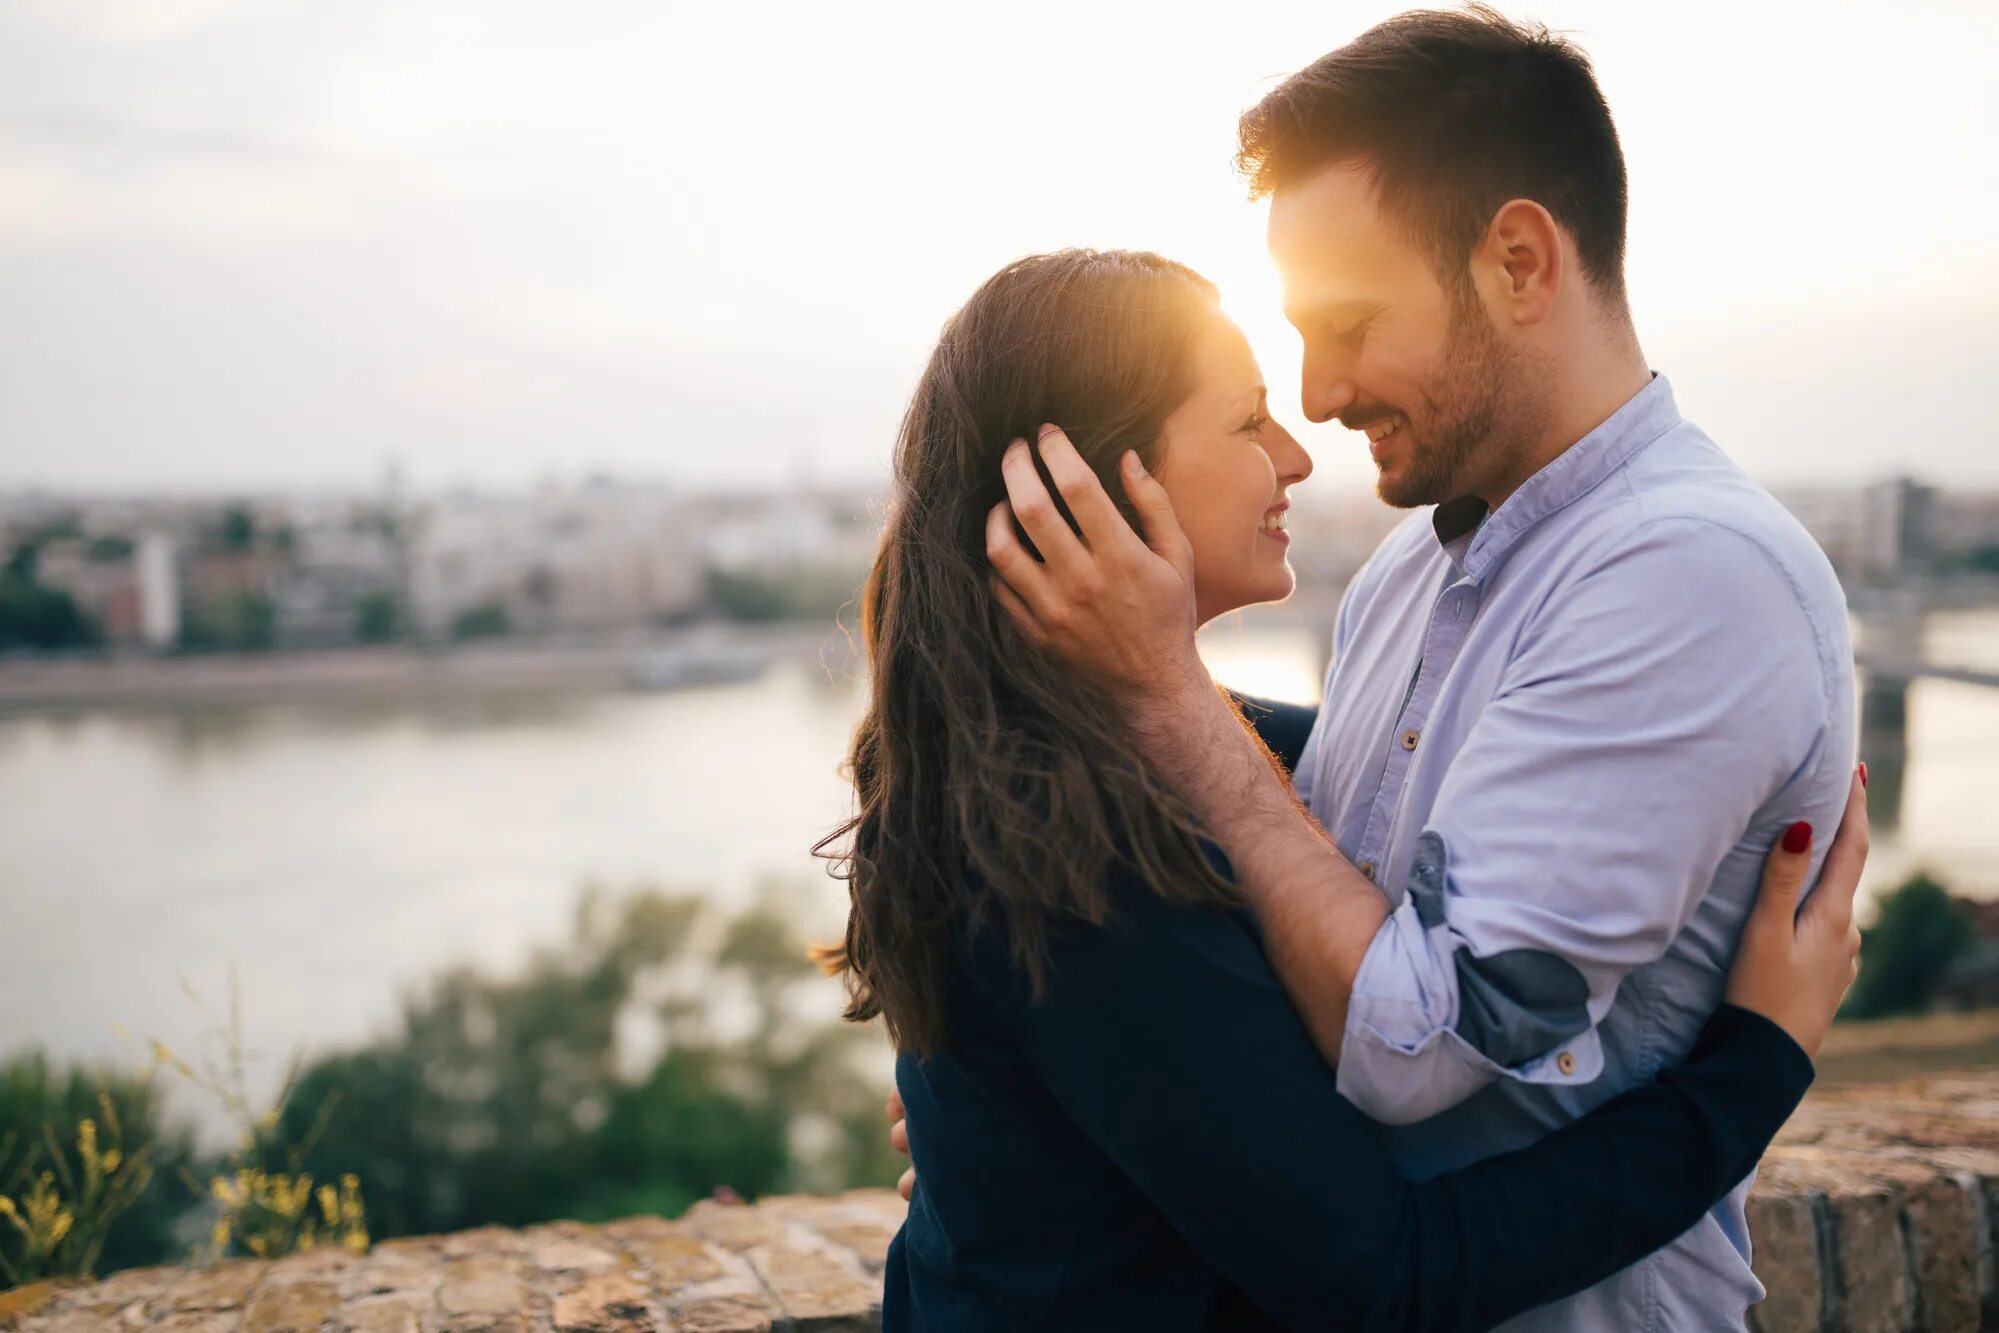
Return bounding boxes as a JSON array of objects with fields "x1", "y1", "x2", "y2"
[
  {"x1": 1556, "y1": 1051, "x2": 1578, "y2": 1076},
  {"x1": 1400, "y1": 729, "x2": 1420, "y2": 751},
  {"x1": 1357, "y1": 861, "x2": 1376, "y2": 882}
]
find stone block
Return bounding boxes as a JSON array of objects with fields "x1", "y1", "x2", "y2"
[
  {"x1": 1747, "y1": 1188, "x2": 1825, "y2": 1332},
  {"x1": 334, "y1": 1290, "x2": 433, "y2": 1333}
]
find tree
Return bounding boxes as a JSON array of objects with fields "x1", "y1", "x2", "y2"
[
  {"x1": 275, "y1": 885, "x2": 898, "y2": 1241},
  {"x1": 354, "y1": 594, "x2": 402, "y2": 644},
  {"x1": 218, "y1": 507, "x2": 256, "y2": 554},
  {"x1": 1842, "y1": 872, "x2": 1976, "y2": 1019},
  {"x1": 451, "y1": 602, "x2": 511, "y2": 641}
]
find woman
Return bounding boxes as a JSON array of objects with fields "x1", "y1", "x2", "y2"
[{"x1": 817, "y1": 249, "x2": 1866, "y2": 1331}]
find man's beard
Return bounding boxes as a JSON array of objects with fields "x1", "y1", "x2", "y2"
[{"x1": 1377, "y1": 298, "x2": 1512, "y2": 510}]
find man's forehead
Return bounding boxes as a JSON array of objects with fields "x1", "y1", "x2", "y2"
[
  {"x1": 1266, "y1": 163, "x2": 1385, "y2": 255},
  {"x1": 1266, "y1": 164, "x2": 1422, "y2": 305}
]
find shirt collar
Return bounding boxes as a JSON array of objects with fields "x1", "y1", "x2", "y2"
[{"x1": 1430, "y1": 372, "x2": 1681, "y2": 582}]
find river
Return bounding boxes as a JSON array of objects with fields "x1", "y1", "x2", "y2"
[{"x1": 2, "y1": 612, "x2": 1995, "y2": 1133}]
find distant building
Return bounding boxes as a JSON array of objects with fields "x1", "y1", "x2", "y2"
[
  {"x1": 406, "y1": 483, "x2": 702, "y2": 642},
  {"x1": 136, "y1": 532, "x2": 180, "y2": 649}
]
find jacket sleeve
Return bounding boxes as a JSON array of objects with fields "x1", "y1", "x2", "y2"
[
  {"x1": 1013, "y1": 878, "x2": 1812, "y2": 1331},
  {"x1": 1228, "y1": 692, "x2": 1320, "y2": 777}
]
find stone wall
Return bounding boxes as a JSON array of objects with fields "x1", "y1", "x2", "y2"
[{"x1": 2, "y1": 1072, "x2": 1993, "y2": 1332}]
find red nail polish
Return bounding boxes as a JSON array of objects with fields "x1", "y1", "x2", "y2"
[
  {"x1": 1858, "y1": 761, "x2": 1869, "y2": 789},
  {"x1": 1782, "y1": 820, "x2": 1812, "y2": 855}
]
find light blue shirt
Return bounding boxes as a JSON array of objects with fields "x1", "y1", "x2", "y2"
[{"x1": 1293, "y1": 374, "x2": 1856, "y2": 1331}]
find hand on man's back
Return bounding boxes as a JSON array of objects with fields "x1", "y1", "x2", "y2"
[{"x1": 888, "y1": 1088, "x2": 914, "y2": 1201}]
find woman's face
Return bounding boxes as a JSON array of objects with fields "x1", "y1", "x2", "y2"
[{"x1": 1153, "y1": 314, "x2": 1313, "y2": 624}]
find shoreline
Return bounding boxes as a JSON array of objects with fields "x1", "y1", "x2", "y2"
[{"x1": 0, "y1": 625, "x2": 853, "y2": 711}]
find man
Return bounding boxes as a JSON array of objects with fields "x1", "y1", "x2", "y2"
[{"x1": 971, "y1": 8, "x2": 1856, "y2": 1330}]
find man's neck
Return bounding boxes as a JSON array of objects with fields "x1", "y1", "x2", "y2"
[{"x1": 1479, "y1": 328, "x2": 1651, "y2": 511}]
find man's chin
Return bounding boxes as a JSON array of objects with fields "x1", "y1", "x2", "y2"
[{"x1": 1375, "y1": 469, "x2": 1431, "y2": 510}]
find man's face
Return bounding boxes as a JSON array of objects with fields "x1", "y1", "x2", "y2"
[{"x1": 1267, "y1": 162, "x2": 1515, "y2": 509}]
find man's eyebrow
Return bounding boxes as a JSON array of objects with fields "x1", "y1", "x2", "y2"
[{"x1": 1283, "y1": 298, "x2": 1384, "y2": 326}]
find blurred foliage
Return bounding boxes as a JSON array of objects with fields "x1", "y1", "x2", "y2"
[
  {"x1": 0, "y1": 572, "x2": 99, "y2": 652},
  {"x1": 451, "y1": 601, "x2": 511, "y2": 641},
  {"x1": 275, "y1": 884, "x2": 896, "y2": 1238},
  {"x1": 0, "y1": 886, "x2": 897, "y2": 1289},
  {"x1": 355, "y1": 593, "x2": 403, "y2": 644},
  {"x1": 146, "y1": 978, "x2": 369, "y2": 1265},
  {"x1": 178, "y1": 593, "x2": 277, "y2": 652},
  {"x1": 703, "y1": 567, "x2": 857, "y2": 624},
  {"x1": 216, "y1": 507, "x2": 257, "y2": 555},
  {"x1": 0, "y1": 1053, "x2": 197, "y2": 1285},
  {"x1": 1843, "y1": 872, "x2": 1978, "y2": 1020}
]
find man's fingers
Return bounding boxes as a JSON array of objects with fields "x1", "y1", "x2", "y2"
[
  {"x1": 897, "y1": 1166, "x2": 915, "y2": 1202},
  {"x1": 1119, "y1": 451, "x2": 1195, "y2": 578},
  {"x1": 885, "y1": 1089, "x2": 904, "y2": 1124},
  {"x1": 1036, "y1": 426, "x2": 1146, "y2": 559},
  {"x1": 985, "y1": 501, "x2": 1056, "y2": 615},
  {"x1": 1001, "y1": 437, "x2": 1088, "y2": 574},
  {"x1": 1802, "y1": 769, "x2": 1869, "y2": 932}
]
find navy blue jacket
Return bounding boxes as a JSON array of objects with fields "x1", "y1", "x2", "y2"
[{"x1": 881, "y1": 698, "x2": 1812, "y2": 1331}]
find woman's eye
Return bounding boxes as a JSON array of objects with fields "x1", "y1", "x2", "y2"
[{"x1": 1241, "y1": 413, "x2": 1268, "y2": 435}]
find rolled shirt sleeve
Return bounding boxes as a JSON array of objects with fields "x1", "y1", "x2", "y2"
[{"x1": 1337, "y1": 518, "x2": 1836, "y2": 1126}]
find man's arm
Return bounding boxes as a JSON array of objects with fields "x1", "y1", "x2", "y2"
[
  {"x1": 986, "y1": 432, "x2": 1833, "y2": 1098},
  {"x1": 1331, "y1": 519, "x2": 1832, "y2": 1122}
]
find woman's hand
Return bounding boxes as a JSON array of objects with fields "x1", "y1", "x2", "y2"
[
  {"x1": 1723, "y1": 767, "x2": 1869, "y2": 1058},
  {"x1": 887, "y1": 1088, "x2": 914, "y2": 1202}
]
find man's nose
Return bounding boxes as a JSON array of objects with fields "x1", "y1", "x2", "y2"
[{"x1": 1300, "y1": 350, "x2": 1358, "y2": 425}]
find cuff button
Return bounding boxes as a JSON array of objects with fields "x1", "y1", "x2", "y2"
[{"x1": 1556, "y1": 1051, "x2": 1578, "y2": 1076}]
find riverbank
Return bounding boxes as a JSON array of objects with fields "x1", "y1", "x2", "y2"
[{"x1": 0, "y1": 626, "x2": 852, "y2": 711}]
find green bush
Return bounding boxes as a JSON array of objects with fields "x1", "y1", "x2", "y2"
[
  {"x1": 1842, "y1": 872, "x2": 1977, "y2": 1019},
  {"x1": 0, "y1": 1054, "x2": 199, "y2": 1282},
  {"x1": 451, "y1": 602, "x2": 511, "y2": 641},
  {"x1": 272, "y1": 884, "x2": 897, "y2": 1241},
  {"x1": 354, "y1": 594, "x2": 402, "y2": 644}
]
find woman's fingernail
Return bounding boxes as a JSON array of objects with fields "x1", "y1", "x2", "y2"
[
  {"x1": 1123, "y1": 450, "x2": 1145, "y2": 477},
  {"x1": 1037, "y1": 423, "x2": 1060, "y2": 442},
  {"x1": 1782, "y1": 820, "x2": 1813, "y2": 855},
  {"x1": 1858, "y1": 761, "x2": 1869, "y2": 789}
]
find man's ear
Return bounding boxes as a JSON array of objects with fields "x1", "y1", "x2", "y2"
[{"x1": 1473, "y1": 198, "x2": 1563, "y2": 327}]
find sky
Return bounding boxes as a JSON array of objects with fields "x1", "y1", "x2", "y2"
[{"x1": 1, "y1": 0, "x2": 1995, "y2": 499}]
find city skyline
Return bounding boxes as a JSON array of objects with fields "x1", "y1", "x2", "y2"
[{"x1": 2, "y1": 0, "x2": 1995, "y2": 496}]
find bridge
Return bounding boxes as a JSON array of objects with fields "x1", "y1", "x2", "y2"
[{"x1": 1856, "y1": 654, "x2": 1999, "y2": 690}]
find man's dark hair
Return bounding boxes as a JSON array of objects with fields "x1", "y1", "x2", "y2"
[{"x1": 1237, "y1": 5, "x2": 1629, "y2": 300}]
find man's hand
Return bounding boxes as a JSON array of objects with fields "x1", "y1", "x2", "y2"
[
  {"x1": 887, "y1": 1089, "x2": 913, "y2": 1202},
  {"x1": 985, "y1": 425, "x2": 1203, "y2": 702}
]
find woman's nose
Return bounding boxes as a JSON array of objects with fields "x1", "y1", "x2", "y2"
[{"x1": 1267, "y1": 421, "x2": 1313, "y2": 484}]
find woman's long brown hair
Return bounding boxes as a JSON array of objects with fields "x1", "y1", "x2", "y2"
[{"x1": 814, "y1": 249, "x2": 1244, "y2": 1057}]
